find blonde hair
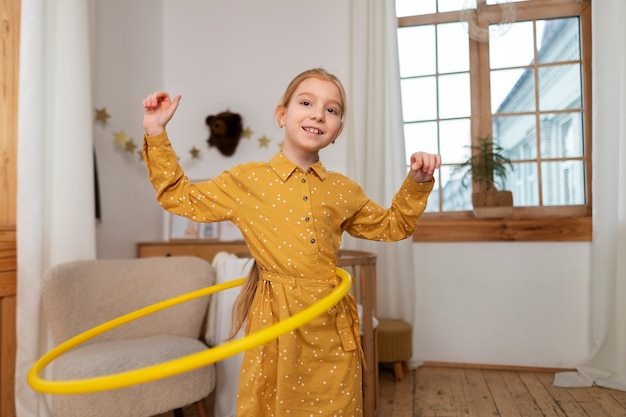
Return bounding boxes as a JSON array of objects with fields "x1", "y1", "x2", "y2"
[
  {"x1": 228, "y1": 260, "x2": 260, "y2": 339},
  {"x1": 229, "y1": 68, "x2": 349, "y2": 339}
]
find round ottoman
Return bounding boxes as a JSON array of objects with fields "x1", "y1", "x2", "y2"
[{"x1": 377, "y1": 318, "x2": 412, "y2": 381}]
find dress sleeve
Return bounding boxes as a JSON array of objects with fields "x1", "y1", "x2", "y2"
[
  {"x1": 142, "y1": 130, "x2": 242, "y2": 222},
  {"x1": 342, "y1": 175, "x2": 434, "y2": 241}
]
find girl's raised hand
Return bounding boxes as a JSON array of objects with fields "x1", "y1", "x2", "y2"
[
  {"x1": 142, "y1": 92, "x2": 182, "y2": 136},
  {"x1": 409, "y1": 152, "x2": 441, "y2": 183}
]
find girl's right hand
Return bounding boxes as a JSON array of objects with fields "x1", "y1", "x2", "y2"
[{"x1": 142, "y1": 91, "x2": 181, "y2": 136}]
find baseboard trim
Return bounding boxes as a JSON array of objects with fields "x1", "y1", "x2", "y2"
[{"x1": 421, "y1": 361, "x2": 576, "y2": 374}]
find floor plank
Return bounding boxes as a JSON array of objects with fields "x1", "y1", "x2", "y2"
[
  {"x1": 406, "y1": 366, "x2": 626, "y2": 417},
  {"x1": 517, "y1": 372, "x2": 567, "y2": 417},
  {"x1": 462, "y1": 368, "x2": 499, "y2": 417},
  {"x1": 535, "y1": 372, "x2": 591, "y2": 417},
  {"x1": 156, "y1": 365, "x2": 626, "y2": 417}
]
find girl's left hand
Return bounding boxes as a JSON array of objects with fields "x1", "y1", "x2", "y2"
[{"x1": 409, "y1": 152, "x2": 441, "y2": 183}]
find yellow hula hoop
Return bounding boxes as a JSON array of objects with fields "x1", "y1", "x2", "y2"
[{"x1": 28, "y1": 268, "x2": 352, "y2": 396}]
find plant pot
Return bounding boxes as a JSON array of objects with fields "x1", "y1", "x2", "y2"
[{"x1": 472, "y1": 190, "x2": 513, "y2": 218}]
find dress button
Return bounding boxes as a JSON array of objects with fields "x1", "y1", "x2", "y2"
[
  {"x1": 305, "y1": 217, "x2": 310, "y2": 222},
  {"x1": 310, "y1": 238, "x2": 316, "y2": 244},
  {"x1": 303, "y1": 196, "x2": 308, "y2": 201},
  {"x1": 301, "y1": 178, "x2": 306, "y2": 183}
]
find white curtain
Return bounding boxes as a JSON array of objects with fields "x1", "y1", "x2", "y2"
[
  {"x1": 554, "y1": 0, "x2": 626, "y2": 390},
  {"x1": 345, "y1": 0, "x2": 420, "y2": 360},
  {"x1": 15, "y1": 0, "x2": 96, "y2": 416}
]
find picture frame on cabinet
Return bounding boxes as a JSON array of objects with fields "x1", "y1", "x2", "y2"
[
  {"x1": 168, "y1": 214, "x2": 219, "y2": 241},
  {"x1": 162, "y1": 178, "x2": 220, "y2": 241},
  {"x1": 219, "y1": 221, "x2": 244, "y2": 241}
]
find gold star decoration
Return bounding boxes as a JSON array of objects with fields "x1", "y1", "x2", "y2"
[
  {"x1": 124, "y1": 139, "x2": 137, "y2": 153},
  {"x1": 258, "y1": 135, "x2": 271, "y2": 148},
  {"x1": 114, "y1": 130, "x2": 130, "y2": 145},
  {"x1": 111, "y1": 121, "x2": 262, "y2": 163},
  {"x1": 95, "y1": 107, "x2": 111, "y2": 124},
  {"x1": 242, "y1": 126, "x2": 254, "y2": 139}
]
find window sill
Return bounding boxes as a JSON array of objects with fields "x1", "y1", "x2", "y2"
[{"x1": 412, "y1": 210, "x2": 592, "y2": 242}]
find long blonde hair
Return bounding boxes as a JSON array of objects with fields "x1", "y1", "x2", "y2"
[
  {"x1": 228, "y1": 260, "x2": 259, "y2": 340},
  {"x1": 228, "y1": 68, "x2": 348, "y2": 339}
]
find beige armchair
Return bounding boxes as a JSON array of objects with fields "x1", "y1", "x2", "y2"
[{"x1": 41, "y1": 256, "x2": 216, "y2": 417}]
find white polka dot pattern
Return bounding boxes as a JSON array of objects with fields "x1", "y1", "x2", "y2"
[{"x1": 143, "y1": 131, "x2": 434, "y2": 416}]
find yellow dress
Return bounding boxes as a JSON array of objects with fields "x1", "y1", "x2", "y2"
[{"x1": 143, "y1": 131, "x2": 433, "y2": 416}]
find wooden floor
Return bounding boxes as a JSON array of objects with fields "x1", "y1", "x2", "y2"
[
  {"x1": 378, "y1": 365, "x2": 626, "y2": 417},
  {"x1": 160, "y1": 365, "x2": 626, "y2": 417}
]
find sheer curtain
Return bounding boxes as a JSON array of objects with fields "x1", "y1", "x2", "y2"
[
  {"x1": 15, "y1": 0, "x2": 96, "y2": 416},
  {"x1": 345, "y1": 0, "x2": 420, "y2": 361},
  {"x1": 554, "y1": 0, "x2": 626, "y2": 390}
]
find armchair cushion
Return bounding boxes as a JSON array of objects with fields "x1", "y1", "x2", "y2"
[{"x1": 41, "y1": 256, "x2": 217, "y2": 417}]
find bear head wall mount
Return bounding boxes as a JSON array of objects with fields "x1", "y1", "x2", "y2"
[{"x1": 205, "y1": 111, "x2": 243, "y2": 156}]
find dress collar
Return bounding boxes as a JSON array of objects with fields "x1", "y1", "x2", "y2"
[{"x1": 269, "y1": 152, "x2": 328, "y2": 182}]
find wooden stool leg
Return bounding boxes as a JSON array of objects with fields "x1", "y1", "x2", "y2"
[
  {"x1": 393, "y1": 362, "x2": 404, "y2": 382},
  {"x1": 402, "y1": 361, "x2": 409, "y2": 373},
  {"x1": 195, "y1": 399, "x2": 209, "y2": 417}
]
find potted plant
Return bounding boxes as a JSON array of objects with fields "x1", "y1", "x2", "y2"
[{"x1": 457, "y1": 135, "x2": 514, "y2": 218}]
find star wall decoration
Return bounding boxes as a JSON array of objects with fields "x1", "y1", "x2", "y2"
[
  {"x1": 242, "y1": 127, "x2": 254, "y2": 139},
  {"x1": 101, "y1": 106, "x2": 271, "y2": 164},
  {"x1": 124, "y1": 139, "x2": 137, "y2": 153},
  {"x1": 114, "y1": 130, "x2": 130, "y2": 145},
  {"x1": 258, "y1": 135, "x2": 271, "y2": 148},
  {"x1": 95, "y1": 107, "x2": 111, "y2": 124}
]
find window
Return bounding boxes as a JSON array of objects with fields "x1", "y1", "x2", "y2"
[{"x1": 396, "y1": 0, "x2": 592, "y2": 241}]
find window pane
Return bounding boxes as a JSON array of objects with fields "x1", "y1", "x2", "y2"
[
  {"x1": 398, "y1": 26, "x2": 436, "y2": 77},
  {"x1": 538, "y1": 18, "x2": 580, "y2": 64},
  {"x1": 441, "y1": 165, "x2": 472, "y2": 211},
  {"x1": 404, "y1": 122, "x2": 439, "y2": 165},
  {"x1": 540, "y1": 113, "x2": 584, "y2": 159},
  {"x1": 424, "y1": 179, "x2": 441, "y2": 212},
  {"x1": 396, "y1": 0, "x2": 435, "y2": 17},
  {"x1": 397, "y1": 0, "x2": 590, "y2": 215},
  {"x1": 437, "y1": 22, "x2": 469, "y2": 73},
  {"x1": 493, "y1": 115, "x2": 537, "y2": 160},
  {"x1": 440, "y1": 119, "x2": 471, "y2": 164},
  {"x1": 439, "y1": 73, "x2": 471, "y2": 119},
  {"x1": 490, "y1": 21, "x2": 535, "y2": 69},
  {"x1": 437, "y1": 0, "x2": 466, "y2": 14},
  {"x1": 491, "y1": 68, "x2": 535, "y2": 113},
  {"x1": 486, "y1": 0, "x2": 529, "y2": 4},
  {"x1": 401, "y1": 77, "x2": 437, "y2": 122},
  {"x1": 538, "y1": 64, "x2": 582, "y2": 111},
  {"x1": 542, "y1": 161, "x2": 586, "y2": 205},
  {"x1": 508, "y1": 162, "x2": 538, "y2": 206}
]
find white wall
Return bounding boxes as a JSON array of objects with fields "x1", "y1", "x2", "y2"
[
  {"x1": 412, "y1": 242, "x2": 591, "y2": 367},
  {"x1": 94, "y1": 0, "x2": 350, "y2": 257},
  {"x1": 93, "y1": 0, "x2": 166, "y2": 257},
  {"x1": 93, "y1": 0, "x2": 593, "y2": 368}
]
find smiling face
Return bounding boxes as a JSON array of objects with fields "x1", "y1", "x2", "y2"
[{"x1": 276, "y1": 76, "x2": 345, "y2": 163}]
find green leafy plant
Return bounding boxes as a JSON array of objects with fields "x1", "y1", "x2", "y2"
[{"x1": 458, "y1": 135, "x2": 513, "y2": 192}]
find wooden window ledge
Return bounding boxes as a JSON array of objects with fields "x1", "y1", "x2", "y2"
[{"x1": 413, "y1": 214, "x2": 592, "y2": 242}]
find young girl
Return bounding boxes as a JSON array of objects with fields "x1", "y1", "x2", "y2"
[{"x1": 142, "y1": 68, "x2": 440, "y2": 417}]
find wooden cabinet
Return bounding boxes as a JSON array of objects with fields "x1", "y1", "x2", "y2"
[
  {"x1": 137, "y1": 241, "x2": 379, "y2": 417},
  {"x1": 137, "y1": 240, "x2": 249, "y2": 262},
  {"x1": 1, "y1": 1, "x2": 20, "y2": 416}
]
